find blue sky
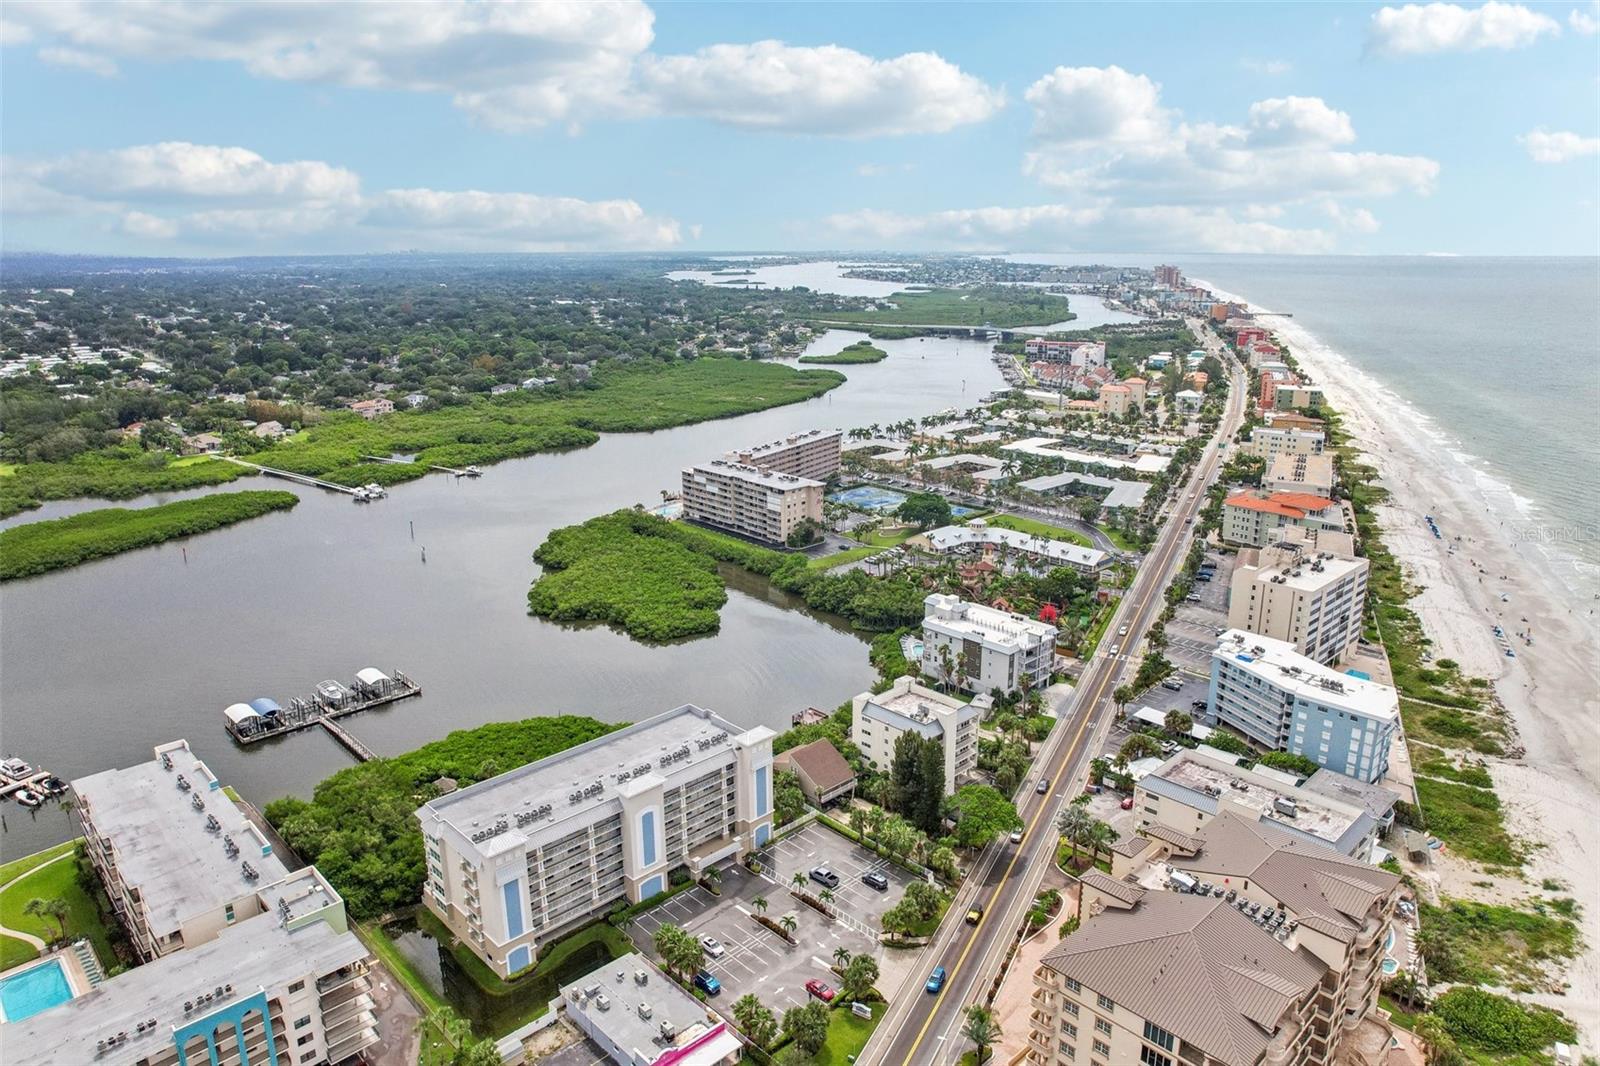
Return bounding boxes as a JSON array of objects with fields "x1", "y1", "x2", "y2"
[{"x1": 2, "y1": 1, "x2": 1596, "y2": 255}]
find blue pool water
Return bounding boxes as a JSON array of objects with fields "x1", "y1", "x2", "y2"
[
  {"x1": 829, "y1": 485, "x2": 978, "y2": 518},
  {"x1": 1381, "y1": 958, "x2": 1400, "y2": 976},
  {"x1": 0, "y1": 958, "x2": 74, "y2": 1022}
]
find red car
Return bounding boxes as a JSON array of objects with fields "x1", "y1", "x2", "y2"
[
  {"x1": 805, "y1": 979, "x2": 835, "y2": 1002},
  {"x1": 1120, "y1": 797, "x2": 1135, "y2": 810}
]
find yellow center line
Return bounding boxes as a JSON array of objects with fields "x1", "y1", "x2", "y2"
[{"x1": 892, "y1": 423, "x2": 1234, "y2": 1066}]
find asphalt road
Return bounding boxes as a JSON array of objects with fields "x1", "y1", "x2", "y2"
[{"x1": 860, "y1": 339, "x2": 1247, "y2": 1066}]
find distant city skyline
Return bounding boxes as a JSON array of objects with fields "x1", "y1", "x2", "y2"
[{"x1": 2, "y1": 1, "x2": 1596, "y2": 256}]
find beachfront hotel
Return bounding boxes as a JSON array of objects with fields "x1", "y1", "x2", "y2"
[
  {"x1": 729, "y1": 427, "x2": 843, "y2": 481},
  {"x1": 680, "y1": 458, "x2": 823, "y2": 545},
  {"x1": 415, "y1": 705, "x2": 774, "y2": 978},
  {"x1": 1222, "y1": 490, "x2": 1348, "y2": 548},
  {"x1": 921, "y1": 592, "x2": 1058, "y2": 696},
  {"x1": 1228, "y1": 529, "x2": 1369, "y2": 665},
  {"x1": 72, "y1": 739, "x2": 291, "y2": 961},
  {"x1": 1263, "y1": 453, "x2": 1336, "y2": 497},
  {"x1": 852, "y1": 675, "x2": 982, "y2": 793},
  {"x1": 1244, "y1": 425, "x2": 1326, "y2": 460},
  {"x1": 1028, "y1": 811, "x2": 1402, "y2": 1066},
  {"x1": 5, "y1": 865, "x2": 378, "y2": 1066},
  {"x1": 1208, "y1": 630, "x2": 1399, "y2": 785}
]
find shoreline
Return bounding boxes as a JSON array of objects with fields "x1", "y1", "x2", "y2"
[{"x1": 1197, "y1": 280, "x2": 1600, "y2": 1048}]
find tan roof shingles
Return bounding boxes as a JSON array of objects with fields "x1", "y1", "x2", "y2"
[
  {"x1": 1041, "y1": 892, "x2": 1324, "y2": 1065},
  {"x1": 1172, "y1": 810, "x2": 1399, "y2": 942},
  {"x1": 1111, "y1": 834, "x2": 1151, "y2": 858},
  {"x1": 774, "y1": 739, "x2": 856, "y2": 793},
  {"x1": 1080, "y1": 870, "x2": 1145, "y2": 906}
]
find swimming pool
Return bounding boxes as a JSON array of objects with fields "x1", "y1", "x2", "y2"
[
  {"x1": 829, "y1": 485, "x2": 980, "y2": 518},
  {"x1": 0, "y1": 958, "x2": 75, "y2": 1023},
  {"x1": 1381, "y1": 957, "x2": 1400, "y2": 976}
]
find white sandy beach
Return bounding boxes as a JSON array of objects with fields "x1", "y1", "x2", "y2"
[{"x1": 1199, "y1": 282, "x2": 1600, "y2": 1049}]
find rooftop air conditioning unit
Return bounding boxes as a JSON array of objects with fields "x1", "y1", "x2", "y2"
[{"x1": 638, "y1": 1003, "x2": 653, "y2": 1020}]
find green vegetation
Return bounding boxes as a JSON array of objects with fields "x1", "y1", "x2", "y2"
[
  {"x1": 945, "y1": 784, "x2": 1022, "y2": 848},
  {"x1": 1401, "y1": 698, "x2": 1507, "y2": 756},
  {"x1": 0, "y1": 448, "x2": 249, "y2": 518},
  {"x1": 895, "y1": 491, "x2": 952, "y2": 530},
  {"x1": 800, "y1": 340, "x2": 887, "y2": 364},
  {"x1": 1418, "y1": 897, "x2": 1581, "y2": 990},
  {"x1": 0, "y1": 489, "x2": 299, "y2": 579},
  {"x1": 528, "y1": 510, "x2": 929, "y2": 642},
  {"x1": 816, "y1": 286, "x2": 1071, "y2": 328},
  {"x1": 265, "y1": 715, "x2": 621, "y2": 919},
  {"x1": 1431, "y1": 987, "x2": 1576, "y2": 1057},
  {"x1": 808, "y1": 544, "x2": 887, "y2": 569},
  {"x1": 1256, "y1": 751, "x2": 1322, "y2": 777},
  {"x1": 985, "y1": 512, "x2": 1091, "y2": 548},
  {"x1": 1414, "y1": 777, "x2": 1523, "y2": 867},
  {"x1": 0, "y1": 843, "x2": 122, "y2": 975},
  {"x1": 774, "y1": 1006, "x2": 883, "y2": 1065}
]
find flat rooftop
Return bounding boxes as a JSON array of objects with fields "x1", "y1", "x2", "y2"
[
  {"x1": 736, "y1": 428, "x2": 841, "y2": 459},
  {"x1": 1144, "y1": 750, "x2": 1371, "y2": 852},
  {"x1": 1247, "y1": 548, "x2": 1366, "y2": 592},
  {"x1": 420, "y1": 705, "x2": 762, "y2": 854},
  {"x1": 1017, "y1": 471, "x2": 1151, "y2": 510},
  {"x1": 1215, "y1": 630, "x2": 1398, "y2": 722},
  {"x1": 922, "y1": 524, "x2": 1109, "y2": 569},
  {"x1": 71, "y1": 742, "x2": 288, "y2": 940},
  {"x1": 870, "y1": 683, "x2": 972, "y2": 723},
  {"x1": 686, "y1": 459, "x2": 822, "y2": 491},
  {"x1": 6, "y1": 893, "x2": 367, "y2": 1064},
  {"x1": 562, "y1": 952, "x2": 739, "y2": 1065},
  {"x1": 924, "y1": 595, "x2": 1056, "y2": 647}
]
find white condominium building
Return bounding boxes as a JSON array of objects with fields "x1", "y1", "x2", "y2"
[
  {"x1": 851, "y1": 676, "x2": 982, "y2": 793},
  {"x1": 1244, "y1": 426, "x2": 1326, "y2": 459},
  {"x1": 921, "y1": 593, "x2": 1058, "y2": 696},
  {"x1": 731, "y1": 428, "x2": 842, "y2": 481},
  {"x1": 1229, "y1": 533, "x2": 1369, "y2": 665},
  {"x1": 1208, "y1": 630, "x2": 1398, "y2": 785},
  {"x1": 1222, "y1": 491, "x2": 1347, "y2": 548},
  {"x1": 72, "y1": 738, "x2": 290, "y2": 961},
  {"x1": 681, "y1": 459, "x2": 823, "y2": 545},
  {"x1": 416, "y1": 705, "x2": 774, "y2": 978},
  {"x1": 1263, "y1": 452, "x2": 1335, "y2": 496},
  {"x1": 9, "y1": 866, "x2": 379, "y2": 1066}
]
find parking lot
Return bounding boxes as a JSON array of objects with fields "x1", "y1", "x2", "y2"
[
  {"x1": 1166, "y1": 548, "x2": 1235, "y2": 669},
  {"x1": 627, "y1": 821, "x2": 924, "y2": 1015}
]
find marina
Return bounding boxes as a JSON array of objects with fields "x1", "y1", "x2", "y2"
[
  {"x1": 360, "y1": 455, "x2": 483, "y2": 478},
  {"x1": 0, "y1": 757, "x2": 66, "y2": 808},
  {"x1": 224, "y1": 668, "x2": 421, "y2": 749}
]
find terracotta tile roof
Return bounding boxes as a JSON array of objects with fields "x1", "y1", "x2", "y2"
[
  {"x1": 1225, "y1": 491, "x2": 1335, "y2": 518},
  {"x1": 1041, "y1": 892, "x2": 1325, "y2": 1064}
]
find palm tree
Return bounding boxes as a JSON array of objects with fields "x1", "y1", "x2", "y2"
[
  {"x1": 1057, "y1": 801, "x2": 1092, "y2": 868},
  {"x1": 962, "y1": 1005, "x2": 1002, "y2": 1066},
  {"x1": 753, "y1": 895, "x2": 769, "y2": 916},
  {"x1": 779, "y1": 914, "x2": 798, "y2": 938},
  {"x1": 790, "y1": 871, "x2": 807, "y2": 892},
  {"x1": 848, "y1": 806, "x2": 869, "y2": 841},
  {"x1": 23, "y1": 897, "x2": 66, "y2": 940},
  {"x1": 833, "y1": 946, "x2": 852, "y2": 970},
  {"x1": 818, "y1": 888, "x2": 835, "y2": 909}
]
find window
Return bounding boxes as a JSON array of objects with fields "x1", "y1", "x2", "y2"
[
  {"x1": 1142, "y1": 1021, "x2": 1176, "y2": 1052},
  {"x1": 287, "y1": 981, "x2": 305, "y2": 994},
  {"x1": 1059, "y1": 1042, "x2": 1075, "y2": 1059},
  {"x1": 297, "y1": 1034, "x2": 314, "y2": 1047},
  {"x1": 300, "y1": 1053, "x2": 318, "y2": 1064},
  {"x1": 1095, "y1": 1018, "x2": 1112, "y2": 1036},
  {"x1": 1096, "y1": 993, "x2": 1115, "y2": 1011},
  {"x1": 1064, "y1": 977, "x2": 1082, "y2": 993},
  {"x1": 1140, "y1": 1048, "x2": 1173, "y2": 1066},
  {"x1": 1093, "y1": 1040, "x2": 1111, "y2": 1057},
  {"x1": 1061, "y1": 1022, "x2": 1078, "y2": 1038},
  {"x1": 224, "y1": 904, "x2": 235, "y2": 924},
  {"x1": 1062, "y1": 1000, "x2": 1079, "y2": 1017},
  {"x1": 294, "y1": 1016, "x2": 311, "y2": 1029}
]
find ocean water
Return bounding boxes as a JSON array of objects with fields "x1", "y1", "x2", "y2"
[{"x1": 1011, "y1": 254, "x2": 1600, "y2": 584}]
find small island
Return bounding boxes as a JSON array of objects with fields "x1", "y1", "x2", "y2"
[{"x1": 799, "y1": 339, "x2": 888, "y2": 365}]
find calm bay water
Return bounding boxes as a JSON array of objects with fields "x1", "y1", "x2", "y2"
[{"x1": 0, "y1": 328, "x2": 1006, "y2": 858}]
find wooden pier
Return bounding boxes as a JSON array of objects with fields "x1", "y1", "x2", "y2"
[
  {"x1": 223, "y1": 457, "x2": 361, "y2": 495},
  {"x1": 0, "y1": 770, "x2": 51, "y2": 799},
  {"x1": 226, "y1": 669, "x2": 420, "y2": 751},
  {"x1": 360, "y1": 455, "x2": 476, "y2": 477}
]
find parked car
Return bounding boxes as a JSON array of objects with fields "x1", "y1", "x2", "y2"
[
  {"x1": 1036, "y1": 778, "x2": 1051, "y2": 795},
  {"x1": 965, "y1": 903, "x2": 984, "y2": 925},
  {"x1": 926, "y1": 966, "x2": 947, "y2": 993},
  {"x1": 694, "y1": 971, "x2": 722, "y2": 996},
  {"x1": 700, "y1": 935, "x2": 724, "y2": 958},
  {"x1": 810, "y1": 866, "x2": 841, "y2": 889},
  {"x1": 805, "y1": 979, "x2": 835, "y2": 1002},
  {"x1": 1191, "y1": 699, "x2": 1208, "y2": 711},
  {"x1": 1120, "y1": 797, "x2": 1135, "y2": 810},
  {"x1": 861, "y1": 871, "x2": 889, "y2": 891},
  {"x1": 1161, "y1": 678, "x2": 1184, "y2": 692}
]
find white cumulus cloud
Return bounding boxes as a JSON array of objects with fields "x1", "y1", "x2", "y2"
[
  {"x1": 1519, "y1": 129, "x2": 1600, "y2": 162},
  {"x1": 1570, "y1": 4, "x2": 1600, "y2": 33},
  {"x1": 1024, "y1": 65, "x2": 1170, "y2": 147},
  {"x1": 1246, "y1": 97, "x2": 1356, "y2": 147},
  {"x1": 1368, "y1": 2, "x2": 1561, "y2": 55},
  {"x1": 4, "y1": 142, "x2": 687, "y2": 251},
  {"x1": 3, "y1": 1, "x2": 1001, "y2": 137},
  {"x1": 37, "y1": 45, "x2": 116, "y2": 76}
]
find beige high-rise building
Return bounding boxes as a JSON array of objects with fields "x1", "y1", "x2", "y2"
[
  {"x1": 1028, "y1": 810, "x2": 1401, "y2": 1066},
  {"x1": 1244, "y1": 426, "x2": 1325, "y2": 460},
  {"x1": 732, "y1": 428, "x2": 842, "y2": 480},
  {"x1": 681, "y1": 459, "x2": 823, "y2": 544},
  {"x1": 1228, "y1": 530, "x2": 1368, "y2": 665},
  {"x1": 1263, "y1": 453, "x2": 1335, "y2": 497}
]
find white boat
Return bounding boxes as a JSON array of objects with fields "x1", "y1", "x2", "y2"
[
  {"x1": 463, "y1": 466, "x2": 483, "y2": 477},
  {"x1": 1, "y1": 757, "x2": 32, "y2": 781},
  {"x1": 352, "y1": 487, "x2": 371, "y2": 503},
  {"x1": 15, "y1": 789, "x2": 42, "y2": 809},
  {"x1": 363, "y1": 483, "x2": 387, "y2": 498}
]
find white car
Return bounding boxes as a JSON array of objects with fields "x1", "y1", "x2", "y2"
[
  {"x1": 1108, "y1": 644, "x2": 1120, "y2": 655},
  {"x1": 1009, "y1": 829, "x2": 1024, "y2": 844},
  {"x1": 1117, "y1": 625, "x2": 1128, "y2": 636},
  {"x1": 701, "y1": 935, "x2": 725, "y2": 958}
]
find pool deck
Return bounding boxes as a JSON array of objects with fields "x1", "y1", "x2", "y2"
[{"x1": 0, "y1": 950, "x2": 89, "y2": 1023}]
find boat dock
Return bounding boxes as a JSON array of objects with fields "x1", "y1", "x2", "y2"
[
  {"x1": 223, "y1": 457, "x2": 362, "y2": 496},
  {"x1": 360, "y1": 455, "x2": 480, "y2": 477},
  {"x1": 225, "y1": 668, "x2": 420, "y2": 752},
  {"x1": 0, "y1": 769, "x2": 51, "y2": 799}
]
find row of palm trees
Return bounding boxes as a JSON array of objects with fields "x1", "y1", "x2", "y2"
[{"x1": 749, "y1": 894, "x2": 799, "y2": 938}]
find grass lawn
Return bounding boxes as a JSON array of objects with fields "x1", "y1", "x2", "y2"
[
  {"x1": 1418, "y1": 898, "x2": 1579, "y2": 991},
  {"x1": 361, "y1": 923, "x2": 463, "y2": 1066},
  {"x1": 0, "y1": 846, "x2": 120, "y2": 972},
  {"x1": 776, "y1": 1004, "x2": 884, "y2": 1065},
  {"x1": 0, "y1": 840, "x2": 76, "y2": 886},
  {"x1": 1097, "y1": 525, "x2": 1141, "y2": 552},
  {"x1": 986, "y1": 512, "x2": 1091, "y2": 547},
  {"x1": 860, "y1": 526, "x2": 916, "y2": 547},
  {"x1": 809, "y1": 545, "x2": 886, "y2": 569}
]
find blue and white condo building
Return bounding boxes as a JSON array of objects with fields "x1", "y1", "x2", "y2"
[
  {"x1": 416, "y1": 705, "x2": 775, "y2": 979},
  {"x1": 1208, "y1": 630, "x2": 1399, "y2": 785}
]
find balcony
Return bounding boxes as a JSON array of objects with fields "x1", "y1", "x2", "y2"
[
  {"x1": 320, "y1": 976, "x2": 372, "y2": 1010},
  {"x1": 327, "y1": 1021, "x2": 380, "y2": 1063},
  {"x1": 316, "y1": 960, "x2": 369, "y2": 994},
  {"x1": 323, "y1": 992, "x2": 376, "y2": 1030}
]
